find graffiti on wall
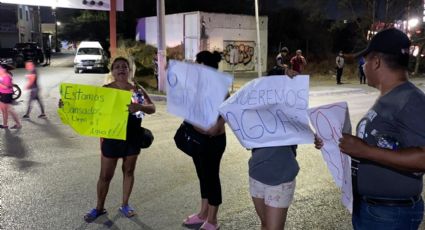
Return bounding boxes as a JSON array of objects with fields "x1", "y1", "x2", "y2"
[{"x1": 222, "y1": 40, "x2": 255, "y2": 71}]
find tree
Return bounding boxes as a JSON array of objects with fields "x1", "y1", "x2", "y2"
[
  {"x1": 297, "y1": 0, "x2": 422, "y2": 52},
  {"x1": 59, "y1": 11, "x2": 108, "y2": 43}
]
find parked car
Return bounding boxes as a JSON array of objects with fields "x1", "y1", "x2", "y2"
[
  {"x1": 74, "y1": 41, "x2": 108, "y2": 73},
  {"x1": 13, "y1": 42, "x2": 44, "y2": 67},
  {"x1": 0, "y1": 48, "x2": 17, "y2": 67}
]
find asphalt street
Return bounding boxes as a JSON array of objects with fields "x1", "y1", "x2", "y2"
[{"x1": 1, "y1": 55, "x2": 425, "y2": 230}]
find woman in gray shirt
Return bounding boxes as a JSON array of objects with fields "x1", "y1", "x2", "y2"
[{"x1": 248, "y1": 69, "x2": 300, "y2": 229}]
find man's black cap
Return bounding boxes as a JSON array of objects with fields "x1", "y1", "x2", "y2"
[
  {"x1": 356, "y1": 28, "x2": 411, "y2": 58},
  {"x1": 281, "y1": 47, "x2": 289, "y2": 53}
]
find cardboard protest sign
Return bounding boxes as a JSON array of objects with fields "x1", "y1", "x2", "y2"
[
  {"x1": 166, "y1": 60, "x2": 233, "y2": 130},
  {"x1": 308, "y1": 102, "x2": 353, "y2": 213},
  {"x1": 219, "y1": 75, "x2": 314, "y2": 148},
  {"x1": 58, "y1": 83, "x2": 132, "y2": 140}
]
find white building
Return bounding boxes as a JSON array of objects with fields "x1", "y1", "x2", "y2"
[
  {"x1": 0, "y1": 4, "x2": 42, "y2": 48},
  {"x1": 136, "y1": 11, "x2": 268, "y2": 73}
]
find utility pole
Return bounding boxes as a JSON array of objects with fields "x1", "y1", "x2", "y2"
[
  {"x1": 55, "y1": 15, "x2": 58, "y2": 52},
  {"x1": 385, "y1": 0, "x2": 389, "y2": 22},
  {"x1": 109, "y1": 0, "x2": 117, "y2": 57},
  {"x1": 51, "y1": 6, "x2": 59, "y2": 52},
  {"x1": 157, "y1": 0, "x2": 166, "y2": 92},
  {"x1": 372, "y1": 0, "x2": 375, "y2": 26},
  {"x1": 254, "y1": 0, "x2": 262, "y2": 77}
]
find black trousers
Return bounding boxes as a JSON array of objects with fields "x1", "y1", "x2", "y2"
[
  {"x1": 336, "y1": 67, "x2": 343, "y2": 83},
  {"x1": 192, "y1": 133, "x2": 226, "y2": 206},
  {"x1": 359, "y1": 68, "x2": 366, "y2": 84}
]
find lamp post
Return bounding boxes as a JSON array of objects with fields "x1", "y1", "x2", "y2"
[{"x1": 52, "y1": 6, "x2": 60, "y2": 52}]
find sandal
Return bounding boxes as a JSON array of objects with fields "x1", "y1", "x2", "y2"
[
  {"x1": 84, "y1": 208, "x2": 107, "y2": 222},
  {"x1": 0, "y1": 125, "x2": 8, "y2": 129},
  {"x1": 183, "y1": 214, "x2": 206, "y2": 226},
  {"x1": 119, "y1": 205, "x2": 136, "y2": 218},
  {"x1": 200, "y1": 222, "x2": 220, "y2": 230},
  {"x1": 10, "y1": 125, "x2": 22, "y2": 129}
]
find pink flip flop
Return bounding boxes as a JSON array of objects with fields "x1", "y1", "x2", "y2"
[
  {"x1": 183, "y1": 214, "x2": 206, "y2": 226},
  {"x1": 200, "y1": 222, "x2": 220, "y2": 230}
]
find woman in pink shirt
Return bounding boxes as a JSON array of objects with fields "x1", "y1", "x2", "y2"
[{"x1": 0, "y1": 65, "x2": 21, "y2": 129}]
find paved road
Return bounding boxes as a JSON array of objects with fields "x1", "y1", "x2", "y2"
[{"x1": 1, "y1": 61, "x2": 425, "y2": 230}]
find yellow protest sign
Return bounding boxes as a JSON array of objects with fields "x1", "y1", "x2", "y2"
[{"x1": 58, "y1": 83, "x2": 132, "y2": 140}]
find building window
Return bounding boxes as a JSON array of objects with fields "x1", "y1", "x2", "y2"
[
  {"x1": 19, "y1": 8, "x2": 22, "y2": 19},
  {"x1": 26, "y1": 9, "x2": 29, "y2": 21}
]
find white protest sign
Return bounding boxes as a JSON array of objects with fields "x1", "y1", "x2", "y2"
[
  {"x1": 219, "y1": 75, "x2": 314, "y2": 148},
  {"x1": 308, "y1": 102, "x2": 353, "y2": 213},
  {"x1": 166, "y1": 60, "x2": 233, "y2": 130}
]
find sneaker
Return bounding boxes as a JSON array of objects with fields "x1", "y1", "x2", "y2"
[
  {"x1": 22, "y1": 114, "x2": 29, "y2": 119},
  {"x1": 0, "y1": 125, "x2": 8, "y2": 129},
  {"x1": 38, "y1": 114, "x2": 47, "y2": 118}
]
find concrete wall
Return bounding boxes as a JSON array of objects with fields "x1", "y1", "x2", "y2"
[
  {"x1": 137, "y1": 13, "x2": 184, "y2": 48},
  {"x1": 136, "y1": 11, "x2": 268, "y2": 73},
  {"x1": 201, "y1": 12, "x2": 268, "y2": 72},
  {"x1": 0, "y1": 4, "x2": 43, "y2": 48},
  {"x1": 0, "y1": 33, "x2": 18, "y2": 48},
  {"x1": 0, "y1": 4, "x2": 18, "y2": 47},
  {"x1": 17, "y1": 5, "x2": 33, "y2": 43}
]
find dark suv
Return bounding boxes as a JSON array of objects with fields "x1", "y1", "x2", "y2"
[{"x1": 14, "y1": 42, "x2": 44, "y2": 66}]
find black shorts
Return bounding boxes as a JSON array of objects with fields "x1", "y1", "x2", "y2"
[
  {"x1": 0, "y1": 93, "x2": 12, "y2": 104},
  {"x1": 101, "y1": 138, "x2": 141, "y2": 158}
]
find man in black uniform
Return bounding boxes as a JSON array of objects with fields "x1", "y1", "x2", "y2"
[{"x1": 316, "y1": 28, "x2": 425, "y2": 229}]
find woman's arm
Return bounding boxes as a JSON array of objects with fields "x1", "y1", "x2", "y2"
[
  {"x1": 203, "y1": 116, "x2": 226, "y2": 136},
  {"x1": 0, "y1": 76, "x2": 12, "y2": 89},
  {"x1": 138, "y1": 86, "x2": 156, "y2": 114},
  {"x1": 128, "y1": 86, "x2": 156, "y2": 114},
  {"x1": 25, "y1": 74, "x2": 36, "y2": 90},
  {"x1": 201, "y1": 92, "x2": 230, "y2": 136},
  {"x1": 0, "y1": 82, "x2": 7, "y2": 89}
]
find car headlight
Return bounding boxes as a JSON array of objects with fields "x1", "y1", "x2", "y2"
[{"x1": 95, "y1": 60, "x2": 102, "y2": 64}]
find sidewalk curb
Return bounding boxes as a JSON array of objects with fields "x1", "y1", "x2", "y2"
[{"x1": 309, "y1": 88, "x2": 366, "y2": 97}]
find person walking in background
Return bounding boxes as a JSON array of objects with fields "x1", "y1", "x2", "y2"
[
  {"x1": 0, "y1": 65, "x2": 21, "y2": 129},
  {"x1": 182, "y1": 51, "x2": 227, "y2": 230},
  {"x1": 22, "y1": 61, "x2": 46, "y2": 119},
  {"x1": 336, "y1": 51, "x2": 345, "y2": 84},
  {"x1": 315, "y1": 28, "x2": 425, "y2": 230},
  {"x1": 79, "y1": 57, "x2": 156, "y2": 222},
  {"x1": 44, "y1": 46, "x2": 51, "y2": 66},
  {"x1": 358, "y1": 56, "x2": 366, "y2": 84},
  {"x1": 290, "y1": 49, "x2": 307, "y2": 73}
]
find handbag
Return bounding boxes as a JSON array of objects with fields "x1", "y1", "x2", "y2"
[
  {"x1": 139, "y1": 127, "x2": 154, "y2": 149},
  {"x1": 174, "y1": 122, "x2": 207, "y2": 156}
]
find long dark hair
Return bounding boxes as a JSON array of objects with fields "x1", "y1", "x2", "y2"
[{"x1": 196, "y1": 51, "x2": 222, "y2": 69}]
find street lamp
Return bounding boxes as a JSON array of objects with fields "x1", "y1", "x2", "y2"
[{"x1": 408, "y1": 18, "x2": 419, "y2": 30}]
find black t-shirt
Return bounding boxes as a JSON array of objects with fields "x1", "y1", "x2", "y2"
[{"x1": 354, "y1": 81, "x2": 425, "y2": 198}]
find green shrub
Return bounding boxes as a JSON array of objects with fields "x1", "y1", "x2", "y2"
[{"x1": 114, "y1": 39, "x2": 156, "y2": 77}]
